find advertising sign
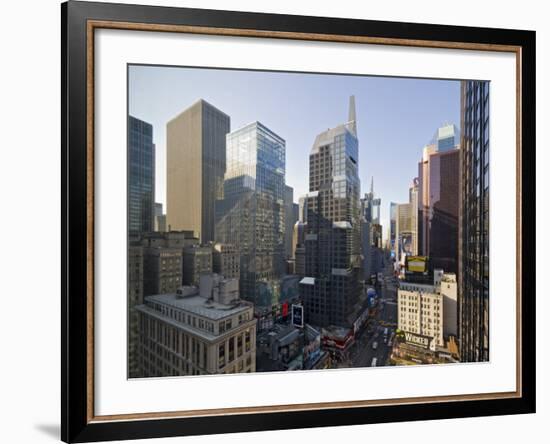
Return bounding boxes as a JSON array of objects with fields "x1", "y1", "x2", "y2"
[
  {"x1": 291, "y1": 304, "x2": 304, "y2": 328},
  {"x1": 406, "y1": 255, "x2": 427, "y2": 273},
  {"x1": 404, "y1": 331, "x2": 432, "y2": 350},
  {"x1": 282, "y1": 302, "x2": 289, "y2": 318}
]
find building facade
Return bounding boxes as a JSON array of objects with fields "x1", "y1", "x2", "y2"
[
  {"x1": 417, "y1": 123, "x2": 460, "y2": 274},
  {"x1": 183, "y1": 245, "x2": 213, "y2": 286},
  {"x1": 154, "y1": 202, "x2": 166, "y2": 232},
  {"x1": 459, "y1": 80, "x2": 490, "y2": 362},
  {"x1": 136, "y1": 275, "x2": 256, "y2": 377},
  {"x1": 215, "y1": 121, "x2": 286, "y2": 308},
  {"x1": 128, "y1": 245, "x2": 144, "y2": 378},
  {"x1": 143, "y1": 247, "x2": 183, "y2": 297},
  {"x1": 389, "y1": 202, "x2": 398, "y2": 258},
  {"x1": 166, "y1": 99, "x2": 230, "y2": 242},
  {"x1": 212, "y1": 243, "x2": 240, "y2": 280},
  {"x1": 283, "y1": 185, "x2": 298, "y2": 260},
  {"x1": 129, "y1": 116, "x2": 155, "y2": 236},
  {"x1": 398, "y1": 281, "x2": 444, "y2": 348},
  {"x1": 300, "y1": 96, "x2": 362, "y2": 328}
]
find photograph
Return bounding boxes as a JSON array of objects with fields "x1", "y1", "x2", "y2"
[{"x1": 127, "y1": 65, "x2": 489, "y2": 378}]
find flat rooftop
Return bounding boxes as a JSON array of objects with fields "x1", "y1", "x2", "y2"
[{"x1": 145, "y1": 292, "x2": 252, "y2": 320}]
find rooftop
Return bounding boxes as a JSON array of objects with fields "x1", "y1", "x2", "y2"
[{"x1": 144, "y1": 291, "x2": 252, "y2": 321}]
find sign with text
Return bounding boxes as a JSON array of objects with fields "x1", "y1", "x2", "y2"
[
  {"x1": 405, "y1": 255, "x2": 428, "y2": 273},
  {"x1": 291, "y1": 304, "x2": 304, "y2": 328},
  {"x1": 404, "y1": 331, "x2": 432, "y2": 350}
]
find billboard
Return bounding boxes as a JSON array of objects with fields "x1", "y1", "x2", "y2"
[
  {"x1": 406, "y1": 255, "x2": 428, "y2": 273},
  {"x1": 400, "y1": 233, "x2": 413, "y2": 255},
  {"x1": 404, "y1": 331, "x2": 433, "y2": 350},
  {"x1": 291, "y1": 304, "x2": 304, "y2": 328}
]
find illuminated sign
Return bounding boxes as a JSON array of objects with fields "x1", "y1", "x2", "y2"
[
  {"x1": 291, "y1": 304, "x2": 303, "y2": 328},
  {"x1": 404, "y1": 331, "x2": 432, "y2": 350},
  {"x1": 406, "y1": 256, "x2": 427, "y2": 273}
]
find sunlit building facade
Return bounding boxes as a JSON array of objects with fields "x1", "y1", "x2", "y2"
[
  {"x1": 166, "y1": 99, "x2": 230, "y2": 242},
  {"x1": 215, "y1": 122, "x2": 286, "y2": 308},
  {"x1": 300, "y1": 96, "x2": 362, "y2": 328},
  {"x1": 417, "y1": 123, "x2": 460, "y2": 274}
]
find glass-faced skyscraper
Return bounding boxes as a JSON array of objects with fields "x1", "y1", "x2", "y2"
[
  {"x1": 129, "y1": 115, "x2": 155, "y2": 236},
  {"x1": 432, "y1": 123, "x2": 460, "y2": 151},
  {"x1": 459, "y1": 80, "x2": 490, "y2": 362},
  {"x1": 215, "y1": 122, "x2": 286, "y2": 308},
  {"x1": 300, "y1": 96, "x2": 361, "y2": 328},
  {"x1": 166, "y1": 99, "x2": 230, "y2": 243}
]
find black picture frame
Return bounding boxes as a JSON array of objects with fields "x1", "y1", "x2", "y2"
[{"x1": 61, "y1": 1, "x2": 536, "y2": 442}]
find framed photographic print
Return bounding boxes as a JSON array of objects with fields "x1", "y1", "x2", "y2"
[{"x1": 61, "y1": 1, "x2": 536, "y2": 442}]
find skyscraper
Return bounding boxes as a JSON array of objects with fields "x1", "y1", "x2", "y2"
[
  {"x1": 128, "y1": 116, "x2": 155, "y2": 236},
  {"x1": 166, "y1": 99, "x2": 230, "y2": 242},
  {"x1": 394, "y1": 179, "x2": 420, "y2": 261},
  {"x1": 300, "y1": 96, "x2": 361, "y2": 328},
  {"x1": 459, "y1": 80, "x2": 490, "y2": 362},
  {"x1": 389, "y1": 202, "x2": 398, "y2": 258},
  {"x1": 432, "y1": 123, "x2": 460, "y2": 152},
  {"x1": 417, "y1": 124, "x2": 460, "y2": 273},
  {"x1": 215, "y1": 122, "x2": 286, "y2": 308},
  {"x1": 284, "y1": 185, "x2": 298, "y2": 259}
]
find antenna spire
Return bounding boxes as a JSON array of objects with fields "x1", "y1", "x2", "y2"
[{"x1": 348, "y1": 95, "x2": 357, "y2": 136}]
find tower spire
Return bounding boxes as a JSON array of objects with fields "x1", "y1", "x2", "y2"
[
  {"x1": 370, "y1": 176, "x2": 374, "y2": 195},
  {"x1": 348, "y1": 95, "x2": 357, "y2": 136}
]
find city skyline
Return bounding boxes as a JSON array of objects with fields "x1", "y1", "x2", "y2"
[
  {"x1": 129, "y1": 65, "x2": 460, "y2": 236},
  {"x1": 127, "y1": 66, "x2": 488, "y2": 378}
]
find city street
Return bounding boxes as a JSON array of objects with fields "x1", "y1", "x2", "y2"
[{"x1": 349, "y1": 261, "x2": 398, "y2": 368}]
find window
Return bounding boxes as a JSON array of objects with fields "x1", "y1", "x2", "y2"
[
  {"x1": 228, "y1": 337, "x2": 235, "y2": 362},
  {"x1": 237, "y1": 335, "x2": 243, "y2": 357}
]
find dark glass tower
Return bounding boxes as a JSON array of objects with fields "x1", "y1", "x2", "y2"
[
  {"x1": 459, "y1": 80, "x2": 490, "y2": 362},
  {"x1": 300, "y1": 96, "x2": 361, "y2": 328},
  {"x1": 128, "y1": 115, "x2": 155, "y2": 236},
  {"x1": 215, "y1": 122, "x2": 286, "y2": 308}
]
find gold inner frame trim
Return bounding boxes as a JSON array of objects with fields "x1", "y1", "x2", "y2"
[{"x1": 86, "y1": 19, "x2": 523, "y2": 424}]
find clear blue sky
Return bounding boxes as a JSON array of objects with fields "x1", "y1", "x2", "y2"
[{"x1": 129, "y1": 65, "x2": 460, "y2": 237}]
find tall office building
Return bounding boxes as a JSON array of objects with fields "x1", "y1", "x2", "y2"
[
  {"x1": 396, "y1": 202, "x2": 413, "y2": 261},
  {"x1": 371, "y1": 198, "x2": 381, "y2": 225},
  {"x1": 129, "y1": 116, "x2": 155, "y2": 236},
  {"x1": 417, "y1": 123, "x2": 460, "y2": 273},
  {"x1": 432, "y1": 123, "x2": 459, "y2": 151},
  {"x1": 215, "y1": 121, "x2": 286, "y2": 308},
  {"x1": 409, "y1": 178, "x2": 419, "y2": 255},
  {"x1": 166, "y1": 99, "x2": 230, "y2": 242},
  {"x1": 284, "y1": 185, "x2": 298, "y2": 259},
  {"x1": 395, "y1": 179, "x2": 420, "y2": 261},
  {"x1": 459, "y1": 80, "x2": 490, "y2": 362},
  {"x1": 300, "y1": 96, "x2": 361, "y2": 328},
  {"x1": 389, "y1": 202, "x2": 398, "y2": 258}
]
